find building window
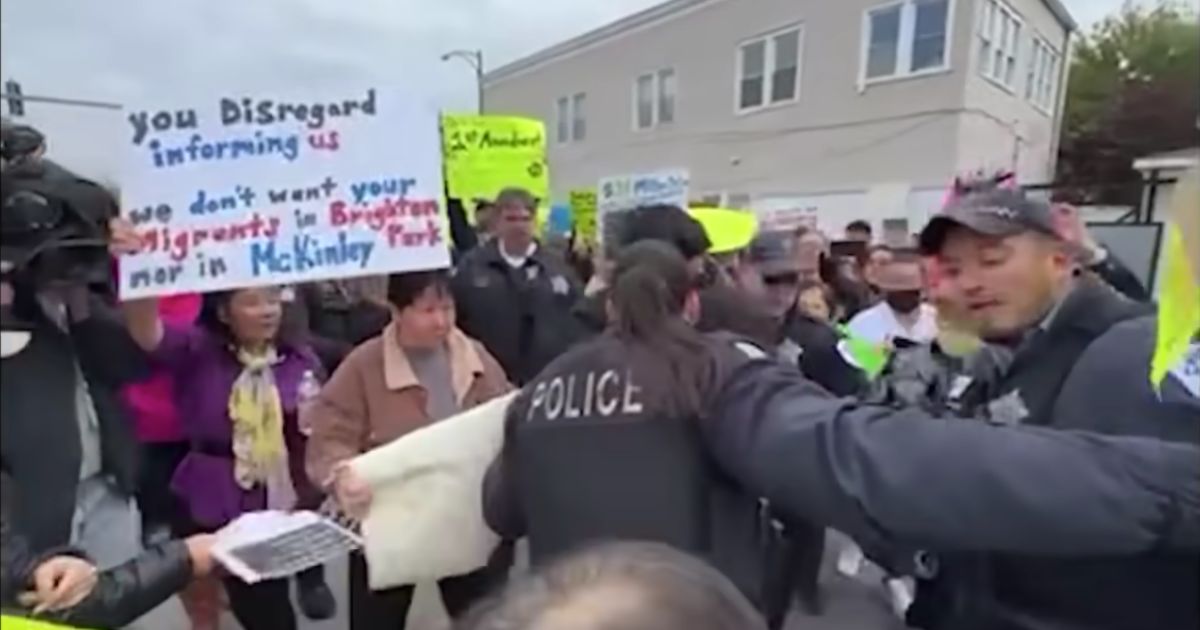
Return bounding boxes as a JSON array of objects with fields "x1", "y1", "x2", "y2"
[
  {"x1": 658, "y1": 68, "x2": 676, "y2": 124},
  {"x1": 737, "y1": 25, "x2": 802, "y2": 112},
  {"x1": 863, "y1": 0, "x2": 950, "y2": 83},
  {"x1": 555, "y1": 93, "x2": 586, "y2": 143},
  {"x1": 636, "y1": 74, "x2": 655, "y2": 129},
  {"x1": 555, "y1": 97, "x2": 569, "y2": 144},
  {"x1": 978, "y1": 0, "x2": 1021, "y2": 90},
  {"x1": 866, "y1": 5, "x2": 902, "y2": 79},
  {"x1": 912, "y1": 0, "x2": 949, "y2": 71},
  {"x1": 571, "y1": 92, "x2": 587, "y2": 141},
  {"x1": 635, "y1": 68, "x2": 677, "y2": 129},
  {"x1": 1026, "y1": 37, "x2": 1060, "y2": 112}
]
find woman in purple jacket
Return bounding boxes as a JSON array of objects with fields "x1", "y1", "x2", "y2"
[{"x1": 122, "y1": 283, "x2": 332, "y2": 630}]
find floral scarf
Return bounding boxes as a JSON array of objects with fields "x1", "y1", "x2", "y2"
[{"x1": 228, "y1": 346, "x2": 296, "y2": 509}]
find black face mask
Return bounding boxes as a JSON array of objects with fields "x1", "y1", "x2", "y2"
[{"x1": 885, "y1": 290, "x2": 923, "y2": 314}]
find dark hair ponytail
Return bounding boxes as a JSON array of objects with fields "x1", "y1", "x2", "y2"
[{"x1": 609, "y1": 240, "x2": 713, "y2": 417}]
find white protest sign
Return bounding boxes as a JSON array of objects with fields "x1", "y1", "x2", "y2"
[
  {"x1": 118, "y1": 87, "x2": 449, "y2": 299},
  {"x1": 596, "y1": 169, "x2": 689, "y2": 244},
  {"x1": 597, "y1": 169, "x2": 690, "y2": 214}
]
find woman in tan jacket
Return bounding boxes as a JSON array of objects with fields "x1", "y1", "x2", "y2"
[{"x1": 303, "y1": 269, "x2": 511, "y2": 630}]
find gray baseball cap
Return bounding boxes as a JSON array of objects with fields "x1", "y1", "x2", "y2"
[
  {"x1": 748, "y1": 232, "x2": 798, "y2": 276},
  {"x1": 919, "y1": 188, "x2": 1059, "y2": 255}
]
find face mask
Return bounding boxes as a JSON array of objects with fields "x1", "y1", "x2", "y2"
[{"x1": 885, "y1": 291, "x2": 923, "y2": 314}]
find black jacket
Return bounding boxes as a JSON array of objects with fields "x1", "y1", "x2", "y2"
[
  {"x1": 282, "y1": 282, "x2": 390, "y2": 373},
  {"x1": 1, "y1": 473, "x2": 192, "y2": 629},
  {"x1": 452, "y1": 240, "x2": 582, "y2": 384},
  {"x1": 1087, "y1": 247, "x2": 1149, "y2": 302},
  {"x1": 0, "y1": 292, "x2": 147, "y2": 553},
  {"x1": 928, "y1": 281, "x2": 1195, "y2": 630},
  {"x1": 959, "y1": 278, "x2": 1153, "y2": 426},
  {"x1": 779, "y1": 311, "x2": 866, "y2": 397},
  {"x1": 483, "y1": 332, "x2": 778, "y2": 609},
  {"x1": 700, "y1": 352, "x2": 1199, "y2": 630}
]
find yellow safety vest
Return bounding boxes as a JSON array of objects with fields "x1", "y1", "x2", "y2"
[{"x1": 0, "y1": 614, "x2": 87, "y2": 629}]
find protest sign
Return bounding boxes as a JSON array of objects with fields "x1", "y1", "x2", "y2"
[
  {"x1": 570, "y1": 188, "x2": 598, "y2": 244},
  {"x1": 442, "y1": 114, "x2": 549, "y2": 208},
  {"x1": 117, "y1": 87, "x2": 449, "y2": 299},
  {"x1": 1151, "y1": 164, "x2": 1200, "y2": 389},
  {"x1": 596, "y1": 169, "x2": 689, "y2": 243},
  {"x1": 688, "y1": 207, "x2": 758, "y2": 254},
  {"x1": 597, "y1": 169, "x2": 690, "y2": 214}
]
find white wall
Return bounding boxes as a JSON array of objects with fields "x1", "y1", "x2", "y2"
[
  {"x1": 957, "y1": 0, "x2": 1070, "y2": 183},
  {"x1": 751, "y1": 183, "x2": 948, "y2": 238},
  {"x1": 486, "y1": 0, "x2": 974, "y2": 203}
]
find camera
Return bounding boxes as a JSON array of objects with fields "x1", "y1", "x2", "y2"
[{"x1": 1, "y1": 123, "x2": 115, "y2": 290}]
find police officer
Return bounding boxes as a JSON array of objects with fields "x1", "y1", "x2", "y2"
[
  {"x1": 909, "y1": 184, "x2": 1196, "y2": 628},
  {"x1": 712, "y1": 186, "x2": 1199, "y2": 630},
  {"x1": 483, "y1": 240, "x2": 1200, "y2": 628},
  {"x1": 451, "y1": 188, "x2": 582, "y2": 385}
]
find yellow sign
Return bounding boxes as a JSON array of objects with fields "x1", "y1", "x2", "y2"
[
  {"x1": 441, "y1": 115, "x2": 549, "y2": 208},
  {"x1": 687, "y1": 207, "x2": 759, "y2": 254},
  {"x1": 570, "y1": 189, "x2": 598, "y2": 244},
  {"x1": 1151, "y1": 164, "x2": 1200, "y2": 389}
]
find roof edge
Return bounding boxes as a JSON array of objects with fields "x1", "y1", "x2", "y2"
[
  {"x1": 485, "y1": 0, "x2": 713, "y2": 85},
  {"x1": 1133, "y1": 148, "x2": 1200, "y2": 172},
  {"x1": 1042, "y1": 0, "x2": 1078, "y2": 32}
]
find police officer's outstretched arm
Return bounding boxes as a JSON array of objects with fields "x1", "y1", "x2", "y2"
[
  {"x1": 701, "y1": 357, "x2": 1200, "y2": 555},
  {"x1": 483, "y1": 395, "x2": 528, "y2": 540}
]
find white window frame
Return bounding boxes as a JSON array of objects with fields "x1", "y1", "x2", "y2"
[
  {"x1": 977, "y1": 0, "x2": 1023, "y2": 92},
  {"x1": 1026, "y1": 36, "x2": 1060, "y2": 114},
  {"x1": 633, "y1": 68, "x2": 678, "y2": 130},
  {"x1": 735, "y1": 24, "x2": 804, "y2": 114},
  {"x1": 555, "y1": 93, "x2": 586, "y2": 144},
  {"x1": 858, "y1": 0, "x2": 954, "y2": 89}
]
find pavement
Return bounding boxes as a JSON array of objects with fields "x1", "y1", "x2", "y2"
[{"x1": 141, "y1": 531, "x2": 906, "y2": 630}]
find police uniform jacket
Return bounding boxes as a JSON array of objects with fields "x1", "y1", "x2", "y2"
[
  {"x1": 914, "y1": 279, "x2": 1196, "y2": 630},
  {"x1": 482, "y1": 331, "x2": 776, "y2": 608},
  {"x1": 698, "y1": 333, "x2": 1200, "y2": 630},
  {"x1": 452, "y1": 240, "x2": 581, "y2": 385}
]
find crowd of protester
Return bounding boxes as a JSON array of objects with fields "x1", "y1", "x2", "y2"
[{"x1": 1, "y1": 119, "x2": 1198, "y2": 630}]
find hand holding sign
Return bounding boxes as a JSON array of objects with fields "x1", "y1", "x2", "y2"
[{"x1": 108, "y1": 217, "x2": 142, "y2": 257}]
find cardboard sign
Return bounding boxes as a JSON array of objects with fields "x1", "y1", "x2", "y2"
[
  {"x1": 442, "y1": 114, "x2": 548, "y2": 206},
  {"x1": 569, "y1": 188, "x2": 598, "y2": 244},
  {"x1": 117, "y1": 88, "x2": 448, "y2": 299}
]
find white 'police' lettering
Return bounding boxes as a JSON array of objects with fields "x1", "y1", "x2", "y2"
[{"x1": 527, "y1": 369, "x2": 644, "y2": 421}]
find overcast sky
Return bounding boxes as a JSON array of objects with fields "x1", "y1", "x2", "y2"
[{"x1": 3, "y1": 0, "x2": 1196, "y2": 117}]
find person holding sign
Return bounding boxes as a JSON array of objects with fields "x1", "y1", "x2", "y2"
[{"x1": 115, "y1": 220, "x2": 334, "y2": 630}]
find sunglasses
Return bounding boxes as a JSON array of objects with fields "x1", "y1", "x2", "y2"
[{"x1": 763, "y1": 272, "x2": 800, "y2": 286}]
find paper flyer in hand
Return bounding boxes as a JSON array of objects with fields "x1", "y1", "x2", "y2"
[{"x1": 212, "y1": 510, "x2": 362, "y2": 584}]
